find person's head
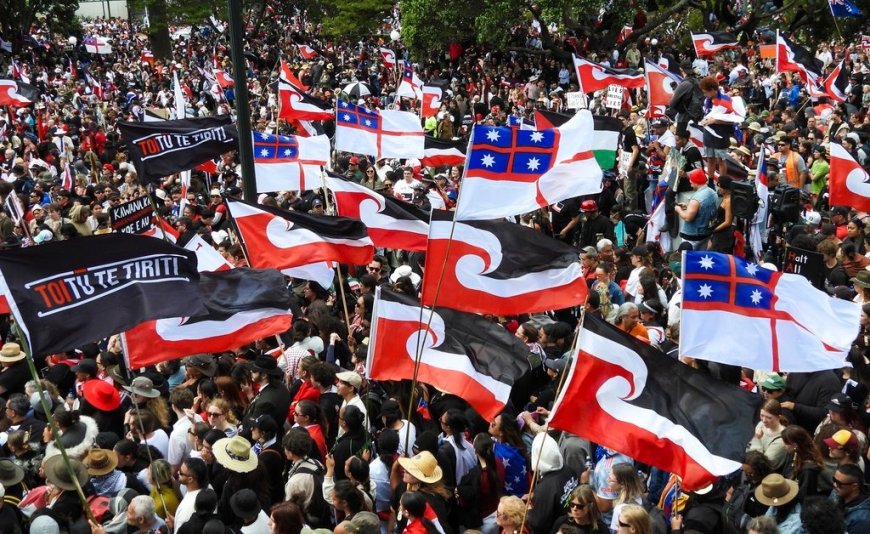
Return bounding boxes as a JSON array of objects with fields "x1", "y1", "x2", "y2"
[
  {"x1": 495, "y1": 496, "x2": 526, "y2": 529},
  {"x1": 608, "y1": 463, "x2": 645, "y2": 502},
  {"x1": 746, "y1": 516, "x2": 780, "y2": 534},
  {"x1": 616, "y1": 503, "x2": 651, "y2": 534},
  {"x1": 515, "y1": 321, "x2": 540, "y2": 344},
  {"x1": 781, "y1": 425, "x2": 823, "y2": 468},
  {"x1": 833, "y1": 463, "x2": 864, "y2": 501},
  {"x1": 168, "y1": 387, "x2": 194, "y2": 414},
  {"x1": 268, "y1": 501, "x2": 304, "y2": 534},
  {"x1": 340, "y1": 404, "x2": 365, "y2": 434},
  {"x1": 179, "y1": 457, "x2": 207, "y2": 489},
  {"x1": 5, "y1": 393, "x2": 30, "y2": 423},
  {"x1": 148, "y1": 459, "x2": 172, "y2": 487},
  {"x1": 332, "y1": 479, "x2": 365, "y2": 515},
  {"x1": 366, "y1": 257, "x2": 385, "y2": 281},
  {"x1": 282, "y1": 427, "x2": 314, "y2": 461},
  {"x1": 336, "y1": 371, "x2": 362, "y2": 399},
  {"x1": 488, "y1": 412, "x2": 525, "y2": 451},
  {"x1": 126, "y1": 495, "x2": 157, "y2": 528},
  {"x1": 568, "y1": 485, "x2": 603, "y2": 528},
  {"x1": 847, "y1": 217, "x2": 865, "y2": 239},
  {"x1": 699, "y1": 76, "x2": 720, "y2": 98},
  {"x1": 595, "y1": 262, "x2": 613, "y2": 283},
  {"x1": 580, "y1": 246, "x2": 599, "y2": 270},
  {"x1": 439, "y1": 408, "x2": 468, "y2": 441},
  {"x1": 759, "y1": 399, "x2": 783, "y2": 429},
  {"x1": 615, "y1": 302, "x2": 640, "y2": 330},
  {"x1": 742, "y1": 450, "x2": 774, "y2": 485},
  {"x1": 399, "y1": 491, "x2": 428, "y2": 520},
  {"x1": 293, "y1": 399, "x2": 321, "y2": 428},
  {"x1": 800, "y1": 496, "x2": 847, "y2": 534}
]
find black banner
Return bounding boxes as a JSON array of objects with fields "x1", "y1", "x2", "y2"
[
  {"x1": 110, "y1": 197, "x2": 153, "y2": 234},
  {"x1": 118, "y1": 116, "x2": 239, "y2": 183},
  {"x1": 0, "y1": 234, "x2": 205, "y2": 355},
  {"x1": 783, "y1": 246, "x2": 824, "y2": 289}
]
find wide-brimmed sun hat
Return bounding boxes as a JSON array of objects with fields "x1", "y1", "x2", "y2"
[
  {"x1": 398, "y1": 451, "x2": 443, "y2": 484},
  {"x1": 83, "y1": 448, "x2": 119, "y2": 476},
  {"x1": 213, "y1": 435, "x2": 258, "y2": 473},
  {"x1": 44, "y1": 455, "x2": 89, "y2": 491},
  {"x1": 122, "y1": 376, "x2": 160, "y2": 398},
  {"x1": 754, "y1": 474, "x2": 799, "y2": 507},
  {"x1": 0, "y1": 343, "x2": 25, "y2": 363}
]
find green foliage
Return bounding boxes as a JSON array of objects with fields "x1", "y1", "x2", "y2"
[
  {"x1": 0, "y1": 0, "x2": 80, "y2": 48},
  {"x1": 400, "y1": 0, "x2": 480, "y2": 53},
  {"x1": 318, "y1": 0, "x2": 394, "y2": 41}
]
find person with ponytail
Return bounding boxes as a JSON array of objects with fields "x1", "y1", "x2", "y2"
[{"x1": 456, "y1": 433, "x2": 503, "y2": 534}]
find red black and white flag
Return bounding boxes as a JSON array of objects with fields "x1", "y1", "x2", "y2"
[
  {"x1": 421, "y1": 84, "x2": 443, "y2": 118},
  {"x1": 572, "y1": 55, "x2": 644, "y2": 94},
  {"x1": 367, "y1": 287, "x2": 530, "y2": 420},
  {"x1": 277, "y1": 80, "x2": 333, "y2": 122},
  {"x1": 325, "y1": 172, "x2": 429, "y2": 251},
  {"x1": 124, "y1": 268, "x2": 293, "y2": 368},
  {"x1": 821, "y1": 60, "x2": 849, "y2": 103},
  {"x1": 0, "y1": 234, "x2": 205, "y2": 356},
  {"x1": 421, "y1": 210, "x2": 586, "y2": 315},
  {"x1": 280, "y1": 59, "x2": 310, "y2": 91},
  {"x1": 421, "y1": 136, "x2": 466, "y2": 168},
  {"x1": 213, "y1": 69, "x2": 235, "y2": 89},
  {"x1": 226, "y1": 198, "x2": 374, "y2": 269},
  {"x1": 829, "y1": 142, "x2": 870, "y2": 211},
  {"x1": 379, "y1": 47, "x2": 397, "y2": 69},
  {"x1": 295, "y1": 43, "x2": 319, "y2": 59},
  {"x1": 0, "y1": 80, "x2": 32, "y2": 107},
  {"x1": 776, "y1": 32, "x2": 823, "y2": 86},
  {"x1": 691, "y1": 32, "x2": 739, "y2": 58},
  {"x1": 549, "y1": 314, "x2": 760, "y2": 490}
]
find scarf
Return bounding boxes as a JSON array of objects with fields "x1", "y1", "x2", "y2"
[{"x1": 92, "y1": 469, "x2": 127, "y2": 496}]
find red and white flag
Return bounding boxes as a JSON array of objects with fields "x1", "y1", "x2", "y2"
[
  {"x1": 367, "y1": 287, "x2": 531, "y2": 420},
  {"x1": 0, "y1": 80, "x2": 32, "y2": 107},
  {"x1": 397, "y1": 62, "x2": 423, "y2": 100},
  {"x1": 124, "y1": 268, "x2": 293, "y2": 368},
  {"x1": 214, "y1": 69, "x2": 235, "y2": 88},
  {"x1": 296, "y1": 43, "x2": 318, "y2": 59},
  {"x1": 325, "y1": 172, "x2": 429, "y2": 251},
  {"x1": 280, "y1": 59, "x2": 310, "y2": 91},
  {"x1": 226, "y1": 198, "x2": 374, "y2": 268},
  {"x1": 573, "y1": 55, "x2": 644, "y2": 94},
  {"x1": 645, "y1": 60, "x2": 681, "y2": 119},
  {"x1": 335, "y1": 100, "x2": 424, "y2": 159},
  {"x1": 422, "y1": 210, "x2": 586, "y2": 315},
  {"x1": 252, "y1": 131, "x2": 330, "y2": 192},
  {"x1": 278, "y1": 74, "x2": 332, "y2": 121},
  {"x1": 421, "y1": 85, "x2": 443, "y2": 118},
  {"x1": 141, "y1": 50, "x2": 155, "y2": 65},
  {"x1": 421, "y1": 136, "x2": 466, "y2": 168},
  {"x1": 830, "y1": 142, "x2": 870, "y2": 211},
  {"x1": 379, "y1": 47, "x2": 397, "y2": 69}
]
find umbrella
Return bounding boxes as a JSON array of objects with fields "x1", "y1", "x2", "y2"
[{"x1": 342, "y1": 82, "x2": 371, "y2": 99}]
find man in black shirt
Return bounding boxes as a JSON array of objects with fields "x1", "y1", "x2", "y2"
[{"x1": 618, "y1": 111, "x2": 641, "y2": 210}]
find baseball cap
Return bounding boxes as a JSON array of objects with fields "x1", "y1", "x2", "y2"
[
  {"x1": 823, "y1": 429, "x2": 860, "y2": 450},
  {"x1": 760, "y1": 374, "x2": 786, "y2": 391},
  {"x1": 336, "y1": 370, "x2": 362, "y2": 389},
  {"x1": 826, "y1": 393, "x2": 857, "y2": 413}
]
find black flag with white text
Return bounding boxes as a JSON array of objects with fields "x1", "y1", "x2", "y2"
[{"x1": 0, "y1": 234, "x2": 205, "y2": 355}]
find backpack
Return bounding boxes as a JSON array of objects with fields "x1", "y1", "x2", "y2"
[
  {"x1": 295, "y1": 461, "x2": 332, "y2": 529},
  {"x1": 87, "y1": 494, "x2": 111, "y2": 524},
  {"x1": 642, "y1": 500, "x2": 670, "y2": 534},
  {"x1": 697, "y1": 501, "x2": 741, "y2": 534},
  {"x1": 685, "y1": 79, "x2": 705, "y2": 123},
  {"x1": 722, "y1": 483, "x2": 752, "y2": 533}
]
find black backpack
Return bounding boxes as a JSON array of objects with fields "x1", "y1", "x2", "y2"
[
  {"x1": 642, "y1": 499, "x2": 670, "y2": 534},
  {"x1": 295, "y1": 461, "x2": 332, "y2": 529}
]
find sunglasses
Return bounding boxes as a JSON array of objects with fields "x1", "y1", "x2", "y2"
[
  {"x1": 207, "y1": 412, "x2": 223, "y2": 417},
  {"x1": 833, "y1": 478, "x2": 858, "y2": 486},
  {"x1": 569, "y1": 502, "x2": 587, "y2": 510}
]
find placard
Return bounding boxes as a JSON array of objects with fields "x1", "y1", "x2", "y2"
[
  {"x1": 110, "y1": 197, "x2": 154, "y2": 234},
  {"x1": 605, "y1": 85, "x2": 624, "y2": 110},
  {"x1": 566, "y1": 91, "x2": 587, "y2": 110},
  {"x1": 782, "y1": 246, "x2": 823, "y2": 289}
]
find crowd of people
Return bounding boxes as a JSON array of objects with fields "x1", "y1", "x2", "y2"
[{"x1": 1, "y1": 5, "x2": 870, "y2": 534}]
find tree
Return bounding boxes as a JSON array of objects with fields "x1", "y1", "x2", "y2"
[
  {"x1": 313, "y1": 0, "x2": 394, "y2": 41},
  {"x1": 0, "y1": 0, "x2": 79, "y2": 52}
]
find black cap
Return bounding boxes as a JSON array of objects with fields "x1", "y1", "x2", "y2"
[{"x1": 71, "y1": 359, "x2": 98, "y2": 377}]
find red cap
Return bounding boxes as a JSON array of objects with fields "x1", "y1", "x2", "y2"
[
  {"x1": 580, "y1": 199, "x2": 598, "y2": 212},
  {"x1": 349, "y1": 156, "x2": 360, "y2": 165},
  {"x1": 103, "y1": 163, "x2": 114, "y2": 172},
  {"x1": 688, "y1": 169, "x2": 707, "y2": 185}
]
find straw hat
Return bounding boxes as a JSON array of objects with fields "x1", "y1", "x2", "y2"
[
  {"x1": 398, "y1": 451, "x2": 443, "y2": 484},
  {"x1": 83, "y1": 448, "x2": 119, "y2": 476},
  {"x1": 0, "y1": 343, "x2": 25, "y2": 363},
  {"x1": 754, "y1": 474, "x2": 799, "y2": 507},
  {"x1": 44, "y1": 455, "x2": 89, "y2": 491},
  {"x1": 213, "y1": 435, "x2": 258, "y2": 473}
]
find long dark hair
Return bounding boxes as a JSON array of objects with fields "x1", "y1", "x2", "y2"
[
  {"x1": 474, "y1": 433, "x2": 502, "y2": 497},
  {"x1": 781, "y1": 425, "x2": 824, "y2": 475},
  {"x1": 443, "y1": 409, "x2": 469, "y2": 450}
]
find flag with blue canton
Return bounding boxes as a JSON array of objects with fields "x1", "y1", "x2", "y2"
[
  {"x1": 680, "y1": 251, "x2": 860, "y2": 372},
  {"x1": 455, "y1": 109, "x2": 602, "y2": 221},
  {"x1": 251, "y1": 131, "x2": 330, "y2": 192},
  {"x1": 333, "y1": 99, "x2": 424, "y2": 159},
  {"x1": 829, "y1": 0, "x2": 861, "y2": 17},
  {"x1": 494, "y1": 442, "x2": 529, "y2": 497}
]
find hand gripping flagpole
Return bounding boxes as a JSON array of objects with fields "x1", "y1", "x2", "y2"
[{"x1": 10, "y1": 322, "x2": 95, "y2": 523}]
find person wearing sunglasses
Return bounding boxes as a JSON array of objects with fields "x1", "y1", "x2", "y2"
[
  {"x1": 615, "y1": 503, "x2": 651, "y2": 534},
  {"x1": 551, "y1": 485, "x2": 608, "y2": 534},
  {"x1": 832, "y1": 463, "x2": 870, "y2": 532}
]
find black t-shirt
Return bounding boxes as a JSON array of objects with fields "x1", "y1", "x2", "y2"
[
  {"x1": 550, "y1": 198, "x2": 580, "y2": 234},
  {"x1": 0, "y1": 361, "x2": 30, "y2": 396},
  {"x1": 621, "y1": 126, "x2": 639, "y2": 153}
]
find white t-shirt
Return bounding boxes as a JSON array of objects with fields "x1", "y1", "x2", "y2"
[
  {"x1": 393, "y1": 179, "x2": 421, "y2": 202},
  {"x1": 241, "y1": 510, "x2": 271, "y2": 534}
]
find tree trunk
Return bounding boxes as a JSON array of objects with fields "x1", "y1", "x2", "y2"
[{"x1": 147, "y1": 0, "x2": 173, "y2": 61}]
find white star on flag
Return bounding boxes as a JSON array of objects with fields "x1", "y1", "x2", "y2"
[
  {"x1": 529, "y1": 131, "x2": 544, "y2": 143},
  {"x1": 527, "y1": 157, "x2": 540, "y2": 171},
  {"x1": 343, "y1": 114, "x2": 351, "y2": 121},
  {"x1": 260, "y1": 148, "x2": 269, "y2": 157},
  {"x1": 750, "y1": 289, "x2": 763, "y2": 305},
  {"x1": 283, "y1": 149, "x2": 293, "y2": 157},
  {"x1": 364, "y1": 119, "x2": 372, "y2": 127},
  {"x1": 746, "y1": 264, "x2": 758, "y2": 276},
  {"x1": 481, "y1": 154, "x2": 496, "y2": 168},
  {"x1": 699, "y1": 255, "x2": 715, "y2": 270},
  {"x1": 485, "y1": 129, "x2": 501, "y2": 142},
  {"x1": 698, "y1": 283, "x2": 713, "y2": 299}
]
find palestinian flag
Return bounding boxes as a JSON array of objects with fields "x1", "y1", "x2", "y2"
[{"x1": 534, "y1": 110, "x2": 620, "y2": 170}]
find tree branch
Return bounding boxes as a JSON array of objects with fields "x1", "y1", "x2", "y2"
[{"x1": 621, "y1": 0, "x2": 695, "y2": 49}]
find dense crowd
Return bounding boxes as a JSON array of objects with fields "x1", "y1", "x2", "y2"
[{"x1": 2, "y1": 6, "x2": 870, "y2": 534}]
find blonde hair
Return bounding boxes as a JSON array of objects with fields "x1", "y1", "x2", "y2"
[
  {"x1": 498, "y1": 495, "x2": 526, "y2": 528},
  {"x1": 618, "y1": 504, "x2": 651, "y2": 534},
  {"x1": 209, "y1": 398, "x2": 239, "y2": 424}
]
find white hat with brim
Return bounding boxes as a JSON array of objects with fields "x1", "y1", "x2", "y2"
[
  {"x1": 0, "y1": 343, "x2": 25, "y2": 363},
  {"x1": 397, "y1": 451, "x2": 443, "y2": 484},
  {"x1": 214, "y1": 435, "x2": 258, "y2": 473}
]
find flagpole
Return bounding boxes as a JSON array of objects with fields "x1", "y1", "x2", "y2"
[
  {"x1": 10, "y1": 322, "x2": 95, "y2": 522},
  {"x1": 828, "y1": 4, "x2": 845, "y2": 41},
  {"x1": 319, "y1": 171, "x2": 354, "y2": 334}
]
